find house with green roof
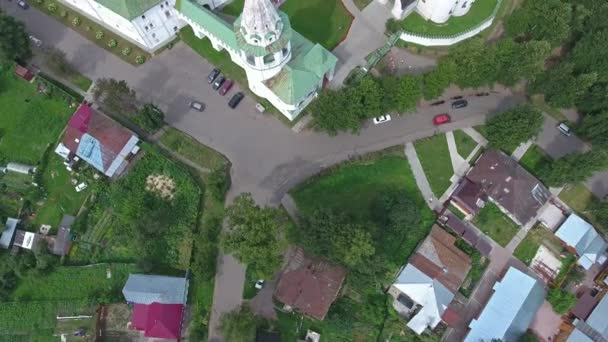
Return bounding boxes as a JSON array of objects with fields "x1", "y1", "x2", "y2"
[
  {"x1": 177, "y1": 0, "x2": 338, "y2": 121},
  {"x1": 58, "y1": 0, "x2": 191, "y2": 51}
]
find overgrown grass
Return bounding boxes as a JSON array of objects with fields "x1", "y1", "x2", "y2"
[
  {"x1": 559, "y1": 184, "x2": 606, "y2": 233},
  {"x1": 243, "y1": 265, "x2": 258, "y2": 300},
  {"x1": 530, "y1": 94, "x2": 569, "y2": 123},
  {"x1": 513, "y1": 224, "x2": 564, "y2": 266},
  {"x1": 220, "y1": 0, "x2": 352, "y2": 50},
  {"x1": 519, "y1": 145, "x2": 552, "y2": 177},
  {"x1": 399, "y1": 0, "x2": 498, "y2": 36},
  {"x1": 0, "y1": 70, "x2": 73, "y2": 164},
  {"x1": 414, "y1": 134, "x2": 454, "y2": 197},
  {"x1": 159, "y1": 128, "x2": 229, "y2": 171},
  {"x1": 0, "y1": 300, "x2": 94, "y2": 335},
  {"x1": 473, "y1": 202, "x2": 519, "y2": 247},
  {"x1": 454, "y1": 130, "x2": 478, "y2": 159},
  {"x1": 456, "y1": 239, "x2": 489, "y2": 298}
]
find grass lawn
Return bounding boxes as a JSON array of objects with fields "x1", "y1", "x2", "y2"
[
  {"x1": 399, "y1": 0, "x2": 498, "y2": 36},
  {"x1": 220, "y1": 0, "x2": 352, "y2": 50},
  {"x1": 32, "y1": 156, "x2": 90, "y2": 228},
  {"x1": 0, "y1": 71, "x2": 73, "y2": 164},
  {"x1": 10, "y1": 264, "x2": 136, "y2": 301},
  {"x1": 449, "y1": 203, "x2": 467, "y2": 220},
  {"x1": 291, "y1": 151, "x2": 429, "y2": 222},
  {"x1": 414, "y1": 134, "x2": 454, "y2": 197},
  {"x1": 68, "y1": 73, "x2": 93, "y2": 92},
  {"x1": 30, "y1": 1, "x2": 150, "y2": 65},
  {"x1": 159, "y1": 127, "x2": 229, "y2": 171},
  {"x1": 559, "y1": 183, "x2": 606, "y2": 233},
  {"x1": 519, "y1": 145, "x2": 552, "y2": 177},
  {"x1": 514, "y1": 224, "x2": 564, "y2": 266},
  {"x1": 242, "y1": 265, "x2": 258, "y2": 300},
  {"x1": 454, "y1": 130, "x2": 478, "y2": 159},
  {"x1": 474, "y1": 202, "x2": 519, "y2": 247}
]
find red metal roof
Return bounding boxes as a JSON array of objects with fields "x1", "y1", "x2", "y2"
[
  {"x1": 132, "y1": 303, "x2": 183, "y2": 340},
  {"x1": 14, "y1": 65, "x2": 34, "y2": 81},
  {"x1": 68, "y1": 104, "x2": 92, "y2": 133}
]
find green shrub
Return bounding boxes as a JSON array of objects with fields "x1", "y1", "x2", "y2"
[
  {"x1": 135, "y1": 55, "x2": 146, "y2": 64},
  {"x1": 108, "y1": 39, "x2": 118, "y2": 48},
  {"x1": 36, "y1": 0, "x2": 44, "y2": 4},
  {"x1": 207, "y1": 167, "x2": 231, "y2": 201},
  {"x1": 85, "y1": 25, "x2": 91, "y2": 31},
  {"x1": 72, "y1": 17, "x2": 81, "y2": 27},
  {"x1": 60, "y1": 10, "x2": 68, "y2": 18},
  {"x1": 47, "y1": 3, "x2": 57, "y2": 12},
  {"x1": 95, "y1": 31, "x2": 104, "y2": 40},
  {"x1": 547, "y1": 288, "x2": 577, "y2": 314},
  {"x1": 122, "y1": 47, "x2": 132, "y2": 56}
]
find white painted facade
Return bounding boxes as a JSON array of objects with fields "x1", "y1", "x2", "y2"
[
  {"x1": 383, "y1": 0, "x2": 476, "y2": 23},
  {"x1": 398, "y1": 15, "x2": 494, "y2": 45},
  {"x1": 59, "y1": 0, "x2": 187, "y2": 52}
]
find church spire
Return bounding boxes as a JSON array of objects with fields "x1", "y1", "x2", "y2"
[{"x1": 240, "y1": 0, "x2": 283, "y2": 47}]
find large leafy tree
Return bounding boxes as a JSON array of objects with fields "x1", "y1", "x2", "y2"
[
  {"x1": 220, "y1": 305, "x2": 257, "y2": 342},
  {"x1": 579, "y1": 112, "x2": 608, "y2": 146},
  {"x1": 495, "y1": 39, "x2": 550, "y2": 87},
  {"x1": 299, "y1": 209, "x2": 374, "y2": 268},
  {"x1": 381, "y1": 75, "x2": 421, "y2": 113},
  {"x1": 0, "y1": 12, "x2": 31, "y2": 63},
  {"x1": 221, "y1": 193, "x2": 284, "y2": 277},
  {"x1": 485, "y1": 105, "x2": 543, "y2": 152},
  {"x1": 422, "y1": 60, "x2": 456, "y2": 100},
  {"x1": 505, "y1": 0, "x2": 572, "y2": 46},
  {"x1": 540, "y1": 150, "x2": 608, "y2": 187},
  {"x1": 92, "y1": 78, "x2": 139, "y2": 116},
  {"x1": 530, "y1": 64, "x2": 597, "y2": 108},
  {"x1": 445, "y1": 38, "x2": 498, "y2": 89}
]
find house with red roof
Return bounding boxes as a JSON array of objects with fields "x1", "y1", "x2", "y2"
[
  {"x1": 54, "y1": 103, "x2": 140, "y2": 178},
  {"x1": 122, "y1": 274, "x2": 189, "y2": 341}
]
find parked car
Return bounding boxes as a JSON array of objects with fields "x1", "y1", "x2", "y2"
[
  {"x1": 433, "y1": 113, "x2": 451, "y2": 125},
  {"x1": 218, "y1": 79, "x2": 234, "y2": 96},
  {"x1": 228, "y1": 92, "x2": 245, "y2": 109},
  {"x1": 212, "y1": 75, "x2": 226, "y2": 91},
  {"x1": 17, "y1": 1, "x2": 29, "y2": 9},
  {"x1": 430, "y1": 100, "x2": 445, "y2": 106},
  {"x1": 207, "y1": 68, "x2": 220, "y2": 84},
  {"x1": 255, "y1": 280, "x2": 265, "y2": 290},
  {"x1": 557, "y1": 122, "x2": 572, "y2": 136},
  {"x1": 373, "y1": 115, "x2": 391, "y2": 125},
  {"x1": 189, "y1": 101, "x2": 205, "y2": 112},
  {"x1": 75, "y1": 182, "x2": 88, "y2": 192},
  {"x1": 28, "y1": 35, "x2": 42, "y2": 47},
  {"x1": 451, "y1": 99, "x2": 468, "y2": 109}
]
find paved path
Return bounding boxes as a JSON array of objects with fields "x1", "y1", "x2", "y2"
[
  {"x1": 462, "y1": 127, "x2": 488, "y2": 146},
  {"x1": 445, "y1": 131, "x2": 468, "y2": 176},
  {"x1": 511, "y1": 139, "x2": 533, "y2": 161},
  {"x1": 404, "y1": 143, "x2": 440, "y2": 210}
]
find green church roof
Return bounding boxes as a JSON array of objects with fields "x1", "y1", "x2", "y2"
[
  {"x1": 95, "y1": 0, "x2": 160, "y2": 20},
  {"x1": 177, "y1": 0, "x2": 238, "y2": 50}
]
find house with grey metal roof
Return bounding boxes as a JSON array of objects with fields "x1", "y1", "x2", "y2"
[
  {"x1": 122, "y1": 274, "x2": 188, "y2": 305},
  {"x1": 555, "y1": 214, "x2": 608, "y2": 270},
  {"x1": 568, "y1": 294, "x2": 608, "y2": 342},
  {"x1": 0, "y1": 218, "x2": 19, "y2": 249},
  {"x1": 465, "y1": 267, "x2": 545, "y2": 342}
]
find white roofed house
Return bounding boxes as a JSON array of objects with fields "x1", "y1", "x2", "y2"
[{"x1": 555, "y1": 214, "x2": 608, "y2": 270}]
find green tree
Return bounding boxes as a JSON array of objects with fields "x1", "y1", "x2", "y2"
[
  {"x1": 485, "y1": 105, "x2": 543, "y2": 152},
  {"x1": 531, "y1": 63, "x2": 597, "y2": 108},
  {"x1": 495, "y1": 39, "x2": 550, "y2": 86},
  {"x1": 446, "y1": 38, "x2": 498, "y2": 89},
  {"x1": 206, "y1": 166, "x2": 231, "y2": 201},
  {"x1": 539, "y1": 150, "x2": 608, "y2": 187},
  {"x1": 45, "y1": 47, "x2": 76, "y2": 78},
  {"x1": 569, "y1": 29, "x2": 608, "y2": 82},
  {"x1": 132, "y1": 103, "x2": 165, "y2": 132},
  {"x1": 92, "y1": 78, "x2": 139, "y2": 116},
  {"x1": 382, "y1": 75, "x2": 421, "y2": 113},
  {"x1": 300, "y1": 209, "x2": 374, "y2": 268},
  {"x1": 352, "y1": 76, "x2": 384, "y2": 119},
  {"x1": 310, "y1": 89, "x2": 361, "y2": 135},
  {"x1": 547, "y1": 288, "x2": 577, "y2": 314},
  {"x1": 579, "y1": 112, "x2": 608, "y2": 146},
  {"x1": 505, "y1": 0, "x2": 572, "y2": 46},
  {"x1": 422, "y1": 60, "x2": 456, "y2": 100},
  {"x1": 221, "y1": 193, "x2": 284, "y2": 277},
  {"x1": 220, "y1": 305, "x2": 257, "y2": 342},
  {"x1": 0, "y1": 13, "x2": 32, "y2": 63}
]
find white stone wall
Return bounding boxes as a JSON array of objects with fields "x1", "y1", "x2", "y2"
[
  {"x1": 415, "y1": 0, "x2": 475, "y2": 23},
  {"x1": 399, "y1": 13, "x2": 494, "y2": 46}
]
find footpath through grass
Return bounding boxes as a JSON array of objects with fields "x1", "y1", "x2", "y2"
[
  {"x1": 474, "y1": 202, "x2": 519, "y2": 247},
  {"x1": 414, "y1": 134, "x2": 454, "y2": 198}
]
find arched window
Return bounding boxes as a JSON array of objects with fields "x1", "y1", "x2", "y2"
[
  {"x1": 247, "y1": 55, "x2": 256, "y2": 66},
  {"x1": 263, "y1": 53, "x2": 275, "y2": 65}
]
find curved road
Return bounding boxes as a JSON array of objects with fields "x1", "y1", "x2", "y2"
[{"x1": 2, "y1": 3, "x2": 524, "y2": 340}]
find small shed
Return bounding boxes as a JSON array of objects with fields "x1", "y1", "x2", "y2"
[
  {"x1": 13, "y1": 229, "x2": 42, "y2": 250},
  {"x1": 14, "y1": 65, "x2": 34, "y2": 82},
  {"x1": 51, "y1": 215, "x2": 75, "y2": 256},
  {"x1": 5, "y1": 162, "x2": 36, "y2": 175},
  {"x1": 0, "y1": 218, "x2": 19, "y2": 249}
]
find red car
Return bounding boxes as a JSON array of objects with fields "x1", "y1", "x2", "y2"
[
  {"x1": 219, "y1": 79, "x2": 234, "y2": 96},
  {"x1": 433, "y1": 113, "x2": 451, "y2": 125}
]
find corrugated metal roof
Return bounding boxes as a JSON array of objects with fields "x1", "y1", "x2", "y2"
[
  {"x1": 0, "y1": 218, "x2": 19, "y2": 249},
  {"x1": 585, "y1": 295, "x2": 608, "y2": 339},
  {"x1": 556, "y1": 214, "x2": 607, "y2": 269},
  {"x1": 122, "y1": 274, "x2": 188, "y2": 305},
  {"x1": 95, "y1": 0, "x2": 160, "y2": 20},
  {"x1": 466, "y1": 267, "x2": 545, "y2": 342}
]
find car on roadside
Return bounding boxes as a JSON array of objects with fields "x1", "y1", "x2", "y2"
[
  {"x1": 451, "y1": 99, "x2": 468, "y2": 109},
  {"x1": 212, "y1": 75, "x2": 225, "y2": 91},
  {"x1": 373, "y1": 115, "x2": 391, "y2": 125},
  {"x1": 207, "y1": 68, "x2": 220, "y2": 84},
  {"x1": 255, "y1": 280, "x2": 265, "y2": 290},
  {"x1": 433, "y1": 113, "x2": 451, "y2": 125},
  {"x1": 189, "y1": 101, "x2": 205, "y2": 112},
  {"x1": 228, "y1": 92, "x2": 245, "y2": 109},
  {"x1": 75, "y1": 182, "x2": 87, "y2": 192},
  {"x1": 557, "y1": 122, "x2": 572, "y2": 136},
  {"x1": 18, "y1": 1, "x2": 30, "y2": 9},
  {"x1": 218, "y1": 79, "x2": 234, "y2": 96},
  {"x1": 29, "y1": 35, "x2": 42, "y2": 47}
]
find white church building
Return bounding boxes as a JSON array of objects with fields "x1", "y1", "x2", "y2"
[
  {"x1": 177, "y1": 0, "x2": 338, "y2": 120},
  {"x1": 379, "y1": 0, "x2": 476, "y2": 23}
]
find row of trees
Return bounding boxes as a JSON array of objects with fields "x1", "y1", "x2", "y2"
[{"x1": 0, "y1": 11, "x2": 31, "y2": 65}]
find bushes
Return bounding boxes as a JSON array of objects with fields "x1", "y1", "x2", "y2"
[
  {"x1": 71, "y1": 17, "x2": 81, "y2": 27},
  {"x1": 547, "y1": 288, "x2": 577, "y2": 314},
  {"x1": 122, "y1": 47, "x2": 132, "y2": 56},
  {"x1": 135, "y1": 55, "x2": 146, "y2": 64},
  {"x1": 47, "y1": 3, "x2": 57, "y2": 12},
  {"x1": 207, "y1": 166, "x2": 231, "y2": 201},
  {"x1": 59, "y1": 10, "x2": 68, "y2": 18},
  {"x1": 485, "y1": 105, "x2": 544, "y2": 152},
  {"x1": 132, "y1": 103, "x2": 165, "y2": 133},
  {"x1": 107, "y1": 39, "x2": 117, "y2": 48},
  {"x1": 95, "y1": 31, "x2": 104, "y2": 40}
]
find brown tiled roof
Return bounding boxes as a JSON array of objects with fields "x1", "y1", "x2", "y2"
[
  {"x1": 451, "y1": 178, "x2": 486, "y2": 215},
  {"x1": 410, "y1": 226, "x2": 472, "y2": 293},
  {"x1": 274, "y1": 248, "x2": 346, "y2": 320},
  {"x1": 465, "y1": 150, "x2": 550, "y2": 225},
  {"x1": 572, "y1": 289, "x2": 601, "y2": 320}
]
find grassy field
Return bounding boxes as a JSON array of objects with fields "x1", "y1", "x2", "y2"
[
  {"x1": 10, "y1": 264, "x2": 136, "y2": 301},
  {"x1": 514, "y1": 224, "x2": 564, "y2": 266},
  {"x1": 454, "y1": 130, "x2": 478, "y2": 159},
  {"x1": 474, "y1": 202, "x2": 519, "y2": 247},
  {"x1": 0, "y1": 300, "x2": 94, "y2": 335},
  {"x1": 292, "y1": 152, "x2": 426, "y2": 222},
  {"x1": 32, "y1": 155, "x2": 89, "y2": 228},
  {"x1": 519, "y1": 145, "x2": 552, "y2": 177},
  {"x1": 400, "y1": 0, "x2": 498, "y2": 36},
  {"x1": 559, "y1": 183, "x2": 606, "y2": 233},
  {"x1": 414, "y1": 134, "x2": 454, "y2": 197},
  {"x1": 221, "y1": 0, "x2": 352, "y2": 50},
  {"x1": 159, "y1": 128, "x2": 229, "y2": 171},
  {"x1": 0, "y1": 71, "x2": 73, "y2": 164}
]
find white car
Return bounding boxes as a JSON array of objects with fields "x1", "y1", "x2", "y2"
[
  {"x1": 373, "y1": 115, "x2": 391, "y2": 125},
  {"x1": 28, "y1": 35, "x2": 42, "y2": 47},
  {"x1": 75, "y1": 182, "x2": 88, "y2": 192},
  {"x1": 557, "y1": 122, "x2": 572, "y2": 136},
  {"x1": 254, "y1": 280, "x2": 265, "y2": 290}
]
